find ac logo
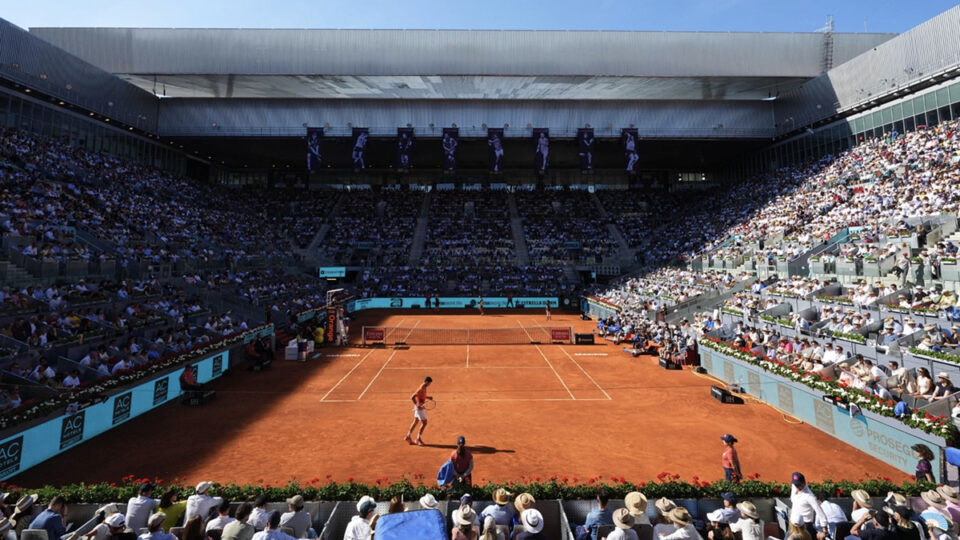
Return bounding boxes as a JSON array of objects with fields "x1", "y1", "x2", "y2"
[
  {"x1": 212, "y1": 355, "x2": 223, "y2": 377},
  {"x1": 60, "y1": 411, "x2": 85, "y2": 450},
  {"x1": 390, "y1": 297, "x2": 403, "y2": 308},
  {"x1": 154, "y1": 378, "x2": 169, "y2": 406},
  {"x1": 113, "y1": 392, "x2": 132, "y2": 425},
  {"x1": 0, "y1": 436, "x2": 24, "y2": 477}
]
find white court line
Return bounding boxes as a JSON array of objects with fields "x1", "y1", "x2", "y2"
[
  {"x1": 382, "y1": 318, "x2": 406, "y2": 342},
  {"x1": 357, "y1": 349, "x2": 398, "y2": 400},
  {"x1": 534, "y1": 344, "x2": 575, "y2": 400},
  {"x1": 559, "y1": 346, "x2": 612, "y2": 400},
  {"x1": 384, "y1": 366, "x2": 551, "y2": 370},
  {"x1": 573, "y1": 353, "x2": 609, "y2": 357},
  {"x1": 319, "y1": 397, "x2": 611, "y2": 403},
  {"x1": 400, "y1": 319, "x2": 421, "y2": 342},
  {"x1": 320, "y1": 348, "x2": 378, "y2": 401},
  {"x1": 466, "y1": 344, "x2": 470, "y2": 368}
]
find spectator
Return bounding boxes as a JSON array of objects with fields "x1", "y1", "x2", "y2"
[
  {"x1": 29, "y1": 495, "x2": 68, "y2": 540},
  {"x1": 653, "y1": 498, "x2": 678, "y2": 538},
  {"x1": 705, "y1": 510, "x2": 733, "y2": 540},
  {"x1": 814, "y1": 493, "x2": 847, "y2": 538},
  {"x1": 247, "y1": 495, "x2": 270, "y2": 530},
  {"x1": 251, "y1": 511, "x2": 295, "y2": 540},
  {"x1": 577, "y1": 489, "x2": 613, "y2": 540},
  {"x1": 936, "y1": 486, "x2": 960, "y2": 525},
  {"x1": 789, "y1": 472, "x2": 828, "y2": 540},
  {"x1": 850, "y1": 490, "x2": 873, "y2": 522},
  {"x1": 140, "y1": 513, "x2": 177, "y2": 540},
  {"x1": 451, "y1": 436, "x2": 474, "y2": 486},
  {"x1": 184, "y1": 482, "x2": 222, "y2": 524},
  {"x1": 452, "y1": 495, "x2": 480, "y2": 530},
  {"x1": 850, "y1": 509, "x2": 894, "y2": 540},
  {"x1": 206, "y1": 500, "x2": 235, "y2": 532},
  {"x1": 719, "y1": 492, "x2": 740, "y2": 523},
  {"x1": 480, "y1": 489, "x2": 514, "y2": 528},
  {"x1": 453, "y1": 506, "x2": 480, "y2": 540},
  {"x1": 480, "y1": 516, "x2": 503, "y2": 540},
  {"x1": 516, "y1": 509, "x2": 546, "y2": 540},
  {"x1": 387, "y1": 497, "x2": 404, "y2": 514},
  {"x1": 81, "y1": 505, "x2": 123, "y2": 540},
  {"x1": 659, "y1": 508, "x2": 700, "y2": 540},
  {"x1": 181, "y1": 516, "x2": 205, "y2": 540},
  {"x1": 420, "y1": 494, "x2": 440, "y2": 511},
  {"x1": 608, "y1": 509, "x2": 638, "y2": 540},
  {"x1": 124, "y1": 483, "x2": 159, "y2": 533},
  {"x1": 279, "y1": 495, "x2": 312, "y2": 538},
  {"x1": 157, "y1": 488, "x2": 187, "y2": 533},
  {"x1": 343, "y1": 498, "x2": 376, "y2": 540},
  {"x1": 222, "y1": 503, "x2": 255, "y2": 540},
  {"x1": 730, "y1": 502, "x2": 763, "y2": 540},
  {"x1": 624, "y1": 492, "x2": 650, "y2": 526}
]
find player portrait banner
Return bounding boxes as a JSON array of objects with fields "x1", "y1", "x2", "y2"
[
  {"x1": 351, "y1": 127, "x2": 369, "y2": 171},
  {"x1": 441, "y1": 127, "x2": 459, "y2": 173},
  {"x1": 396, "y1": 128, "x2": 414, "y2": 172},
  {"x1": 306, "y1": 127, "x2": 323, "y2": 172},
  {"x1": 622, "y1": 128, "x2": 640, "y2": 174},
  {"x1": 578, "y1": 128, "x2": 595, "y2": 172},
  {"x1": 533, "y1": 128, "x2": 549, "y2": 173},
  {"x1": 487, "y1": 128, "x2": 505, "y2": 173}
]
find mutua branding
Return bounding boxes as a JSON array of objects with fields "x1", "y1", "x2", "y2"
[
  {"x1": 0, "y1": 436, "x2": 24, "y2": 477},
  {"x1": 153, "y1": 377, "x2": 169, "y2": 406},
  {"x1": 112, "y1": 391, "x2": 133, "y2": 425},
  {"x1": 212, "y1": 354, "x2": 223, "y2": 377},
  {"x1": 390, "y1": 297, "x2": 403, "y2": 308},
  {"x1": 60, "y1": 411, "x2": 85, "y2": 450}
]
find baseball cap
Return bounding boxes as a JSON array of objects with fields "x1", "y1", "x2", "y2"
[
  {"x1": 457, "y1": 436, "x2": 466, "y2": 445},
  {"x1": 460, "y1": 494, "x2": 473, "y2": 506},
  {"x1": 359, "y1": 500, "x2": 377, "y2": 516},
  {"x1": 792, "y1": 472, "x2": 806, "y2": 487},
  {"x1": 105, "y1": 514, "x2": 125, "y2": 528},
  {"x1": 139, "y1": 482, "x2": 154, "y2": 494},
  {"x1": 722, "y1": 492, "x2": 737, "y2": 504},
  {"x1": 720, "y1": 434, "x2": 737, "y2": 444}
]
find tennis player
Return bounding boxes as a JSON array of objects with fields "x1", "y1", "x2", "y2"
[
  {"x1": 545, "y1": 301, "x2": 552, "y2": 321},
  {"x1": 478, "y1": 297, "x2": 484, "y2": 316},
  {"x1": 404, "y1": 376, "x2": 433, "y2": 446}
]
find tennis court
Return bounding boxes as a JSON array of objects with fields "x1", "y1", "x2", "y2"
[{"x1": 12, "y1": 310, "x2": 908, "y2": 487}]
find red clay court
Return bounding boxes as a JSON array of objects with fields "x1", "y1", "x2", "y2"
[{"x1": 13, "y1": 310, "x2": 907, "y2": 488}]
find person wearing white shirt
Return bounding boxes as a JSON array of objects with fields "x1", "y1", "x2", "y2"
[
  {"x1": 251, "y1": 512, "x2": 296, "y2": 540},
  {"x1": 246, "y1": 495, "x2": 269, "y2": 530},
  {"x1": 789, "y1": 473, "x2": 828, "y2": 540},
  {"x1": 342, "y1": 500, "x2": 376, "y2": 540},
  {"x1": 206, "y1": 500, "x2": 236, "y2": 532},
  {"x1": 814, "y1": 494, "x2": 847, "y2": 538},
  {"x1": 111, "y1": 359, "x2": 130, "y2": 375},
  {"x1": 730, "y1": 502, "x2": 764, "y2": 540},
  {"x1": 125, "y1": 483, "x2": 160, "y2": 533},
  {"x1": 62, "y1": 370, "x2": 81, "y2": 390},
  {"x1": 660, "y1": 508, "x2": 702, "y2": 540},
  {"x1": 608, "y1": 509, "x2": 639, "y2": 540},
  {"x1": 185, "y1": 482, "x2": 223, "y2": 524}
]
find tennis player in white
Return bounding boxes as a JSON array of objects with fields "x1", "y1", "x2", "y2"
[{"x1": 404, "y1": 376, "x2": 433, "y2": 446}]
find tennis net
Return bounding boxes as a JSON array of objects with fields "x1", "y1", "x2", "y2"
[{"x1": 362, "y1": 326, "x2": 573, "y2": 345}]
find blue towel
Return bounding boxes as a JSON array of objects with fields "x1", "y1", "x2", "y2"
[
  {"x1": 894, "y1": 401, "x2": 908, "y2": 417},
  {"x1": 375, "y1": 509, "x2": 446, "y2": 540},
  {"x1": 437, "y1": 460, "x2": 455, "y2": 486}
]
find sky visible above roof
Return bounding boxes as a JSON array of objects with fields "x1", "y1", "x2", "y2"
[{"x1": 7, "y1": 0, "x2": 959, "y2": 34}]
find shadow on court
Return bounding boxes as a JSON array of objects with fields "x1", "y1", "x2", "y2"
[{"x1": 422, "y1": 444, "x2": 516, "y2": 454}]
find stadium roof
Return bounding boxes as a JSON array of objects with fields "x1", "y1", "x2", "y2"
[{"x1": 30, "y1": 28, "x2": 895, "y2": 100}]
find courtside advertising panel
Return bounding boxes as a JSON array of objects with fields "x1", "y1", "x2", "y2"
[
  {"x1": 346, "y1": 297, "x2": 559, "y2": 311},
  {"x1": 0, "y1": 349, "x2": 235, "y2": 480}
]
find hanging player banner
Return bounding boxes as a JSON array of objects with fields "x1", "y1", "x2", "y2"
[
  {"x1": 441, "y1": 127, "x2": 459, "y2": 174},
  {"x1": 351, "y1": 127, "x2": 369, "y2": 171},
  {"x1": 532, "y1": 128, "x2": 549, "y2": 174},
  {"x1": 306, "y1": 127, "x2": 323, "y2": 172},
  {"x1": 396, "y1": 128, "x2": 414, "y2": 172},
  {"x1": 578, "y1": 128, "x2": 595, "y2": 172},
  {"x1": 487, "y1": 128, "x2": 505, "y2": 174},
  {"x1": 622, "y1": 128, "x2": 640, "y2": 174}
]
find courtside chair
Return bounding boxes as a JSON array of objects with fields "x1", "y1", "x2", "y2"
[{"x1": 21, "y1": 530, "x2": 49, "y2": 540}]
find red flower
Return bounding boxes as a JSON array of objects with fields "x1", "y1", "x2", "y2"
[
  {"x1": 773, "y1": 486, "x2": 781, "y2": 494},
  {"x1": 347, "y1": 476, "x2": 354, "y2": 482}
]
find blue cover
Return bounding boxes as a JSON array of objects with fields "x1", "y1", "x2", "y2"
[
  {"x1": 374, "y1": 509, "x2": 446, "y2": 540},
  {"x1": 945, "y1": 446, "x2": 960, "y2": 467},
  {"x1": 437, "y1": 460, "x2": 455, "y2": 486},
  {"x1": 894, "y1": 401, "x2": 908, "y2": 417}
]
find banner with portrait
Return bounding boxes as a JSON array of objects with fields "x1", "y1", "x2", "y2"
[
  {"x1": 577, "y1": 128, "x2": 595, "y2": 172},
  {"x1": 396, "y1": 128, "x2": 414, "y2": 172},
  {"x1": 622, "y1": 128, "x2": 640, "y2": 174},
  {"x1": 441, "y1": 127, "x2": 459, "y2": 174},
  {"x1": 306, "y1": 127, "x2": 323, "y2": 172},
  {"x1": 351, "y1": 127, "x2": 369, "y2": 171},
  {"x1": 532, "y1": 128, "x2": 549, "y2": 173},
  {"x1": 487, "y1": 128, "x2": 505, "y2": 173}
]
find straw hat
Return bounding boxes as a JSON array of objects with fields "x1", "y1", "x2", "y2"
[
  {"x1": 456, "y1": 505, "x2": 477, "y2": 526},
  {"x1": 852, "y1": 490, "x2": 872, "y2": 508},
  {"x1": 514, "y1": 493, "x2": 536, "y2": 513},
  {"x1": 614, "y1": 508, "x2": 636, "y2": 530},
  {"x1": 937, "y1": 485, "x2": 960, "y2": 504},
  {"x1": 419, "y1": 493, "x2": 439, "y2": 509},
  {"x1": 737, "y1": 501, "x2": 760, "y2": 520},
  {"x1": 15, "y1": 494, "x2": 38, "y2": 513},
  {"x1": 923, "y1": 490, "x2": 947, "y2": 509},
  {"x1": 668, "y1": 507, "x2": 693, "y2": 526},
  {"x1": 937, "y1": 372, "x2": 952, "y2": 382},
  {"x1": 655, "y1": 497, "x2": 677, "y2": 515},
  {"x1": 521, "y1": 509, "x2": 544, "y2": 534},
  {"x1": 0, "y1": 518, "x2": 10, "y2": 536},
  {"x1": 625, "y1": 491, "x2": 648, "y2": 518},
  {"x1": 148, "y1": 513, "x2": 166, "y2": 530},
  {"x1": 195, "y1": 481, "x2": 213, "y2": 494},
  {"x1": 493, "y1": 488, "x2": 512, "y2": 505}
]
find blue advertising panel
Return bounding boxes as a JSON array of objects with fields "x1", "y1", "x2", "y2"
[
  {"x1": 318, "y1": 267, "x2": 347, "y2": 278},
  {"x1": 0, "y1": 349, "x2": 234, "y2": 480},
  {"x1": 346, "y1": 297, "x2": 560, "y2": 312}
]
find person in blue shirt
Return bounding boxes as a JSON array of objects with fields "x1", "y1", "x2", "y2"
[
  {"x1": 576, "y1": 489, "x2": 614, "y2": 540},
  {"x1": 29, "y1": 496, "x2": 68, "y2": 540}
]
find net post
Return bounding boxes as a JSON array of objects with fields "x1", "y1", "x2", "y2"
[{"x1": 568, "y1": 326, "x2": 574, "y2": 344}]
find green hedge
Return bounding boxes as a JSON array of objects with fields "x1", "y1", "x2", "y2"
[{"x1": 0, "y1": 475, "x2": 934, "y2": 504}]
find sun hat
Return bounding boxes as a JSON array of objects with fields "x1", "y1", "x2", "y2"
[
  {"x1": 0, "y1": 518, "x2": 10, "y2": 535},
  {"x1": 105, "y1": 514, "x2": 125, "y2": 528},
  {"x1": 15, "y1": 494, "x2": 38, "y2": 512},
  {"x1": 514, "y1": 493, "x2": 536, "y2": 513},
  {"x1": 493, "y1": 488, "x2": 512, "y2": 505},
  {"x1": 737, "y1": 501, "x2": 760, "y2": 520},
  {"x1": 286, "y1": 495, "x2": 304, "y2": 509},
  {"x1": 938, "y1": 486, "x2": 960, "y2": 504},
  {"x1": 521, "y1": 509, "x2": 544, "y2": 534},
  {"x1": 885, "y1": 492, "x2": 908, "y2": 507},
  {"x1": 625, "y1": 491, "x2": 648, "y2": 517},
  {"x1": 195, "y1": 481, "x2": 213, "y2": 494},
  {"x1": 937, "y1": 372, "x2": 952, "y2": 381},
  {"x1": 419, "y1": 493, "x2": 439, "y2": 509},
  {"x1": 148, "y1": 513, "x2": 166, "y2": 530},
  {"x1": 456, "y1": 505, "x2": 477, "y2": 526},
  {"x1": 356, "y1": 496, "x2": 376, "y2": 513},
  {"x1": 668, "y1": 507, "x2": 693, "y2": 526},
  {"x1": 706, "y1": 509, "x2": 727, "y2": 523},
  {"x1": 922, "y1": 490, "x2": 947, "y2": 509},
  {"x1": 655, "y1": 497, "x2": 677, "y2": 515},
  {"x1": 852, "y1": 490, "x2": 872, "y2": 508},
  {"x1": 614, "y1": 508, "x2": 636, "y2": 529}
]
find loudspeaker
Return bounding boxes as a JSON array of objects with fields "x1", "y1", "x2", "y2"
[
  {"x1": 574, "y1": 333, "x2": 595, "y2": 345},
  {"x1": 710, "y1": 385, "x2": 744, "y2": 404},
  {"x1": 659, "y1": 357, "x2": 682, "y2": 370}
]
